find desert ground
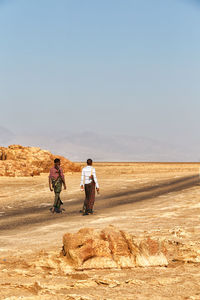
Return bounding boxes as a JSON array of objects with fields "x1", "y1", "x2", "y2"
[{"x1": 0, "y1": 162, "x2": 200, "y2": 300}]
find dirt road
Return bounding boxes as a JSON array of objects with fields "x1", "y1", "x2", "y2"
[{"x1": 0, "y1": 174, "x2": 199, "y2": 232}]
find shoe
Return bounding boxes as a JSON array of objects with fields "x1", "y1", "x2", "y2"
[
  {"x1": 50, "y1": 207, "x2": 55, "y2": 213},
  {"x1": 80, "y1": 205, "x2": 86, "y2": 213},
  {"x1": 83, "y1": 212, "x2": 89, "y2": 215},
  {"x1": 88, "y1": 209, "x2": 93, "y2": 214},
  {"x1": 54, "y1": 207, "x2": 61, "y2": 213}
]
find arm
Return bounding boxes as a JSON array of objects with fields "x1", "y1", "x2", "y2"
[
  {"x1": 60, "y1": 168, "x2": 66, "y2": 190},
  {"x1": 62, "y1": 176, "x2": 67, "y2": 190},
  {"x1": 80, "y1": 169, "x2": 84, "y2": 190},
  {"x1": 93, "y1": 168, "x2": 99, "y2": 191},
  {"x1": 49, "y1": 176, "x2": 53, "y2": 191}
]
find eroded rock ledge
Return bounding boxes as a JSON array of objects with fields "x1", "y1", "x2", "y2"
[
  {"x1": 0, "y1": 144, "x2": 80, "y2": 176},
  {"x1": 62, "y1": 226, "x2": 168, "y2": 270}
]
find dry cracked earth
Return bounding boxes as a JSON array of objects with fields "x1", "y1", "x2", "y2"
[{"x1": 0, "y1": 162, "x2": 200, "y2": 300}]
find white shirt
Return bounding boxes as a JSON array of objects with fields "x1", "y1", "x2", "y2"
[{"x1": 80, "y1": 166, "x2": 99, "y2": 188}]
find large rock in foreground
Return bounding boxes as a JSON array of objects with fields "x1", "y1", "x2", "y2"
[
  {"x1": 0, "y1": 145, "x2": 80, "y2": 177},
  {"x1": 62, "y1": 226, "x2": 168, "y2": 270}
]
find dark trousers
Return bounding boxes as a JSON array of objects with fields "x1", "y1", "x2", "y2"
[
  {"x1": 52, "y1": 179, "x2": 62, "y2": 209},
  {"x1": 84, "y1": 182, "x2": 96, "y2": 211}
]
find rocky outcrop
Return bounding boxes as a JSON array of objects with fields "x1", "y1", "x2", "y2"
[
  {"x1": 0, "y1": 145, "x2": 80, "y2": 177},
  {"x1": 62, "y1": 226, "x2": 168, "y2": 270}
]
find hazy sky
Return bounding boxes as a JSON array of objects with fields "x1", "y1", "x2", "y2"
[{"x1": 0, "y1": 0, "x2": 200, "y2": 145}]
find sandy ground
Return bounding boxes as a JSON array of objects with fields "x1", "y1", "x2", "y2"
[{"x1": 0, "y1": 162, "x2": 200, "y2": 299}]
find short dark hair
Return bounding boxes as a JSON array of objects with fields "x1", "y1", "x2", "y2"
[
  {"x1": 87, "y1": 158, "x2": 93, "y2": 165},
  {"x1": 54, "y1": 158, "x2": 60, "y2": 163}
]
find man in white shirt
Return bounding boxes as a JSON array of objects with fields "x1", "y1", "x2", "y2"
[{"x1": 80, "y1": 158, "x2": 99, "y2": 215}]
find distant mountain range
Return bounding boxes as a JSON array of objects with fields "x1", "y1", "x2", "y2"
[{"x1": 0, "y1": 126, "x2": 199, "y2": 162}]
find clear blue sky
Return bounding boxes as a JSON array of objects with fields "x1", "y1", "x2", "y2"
[{"x1": 0, "y1": 0, "x2": 200, "y2": 145}]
